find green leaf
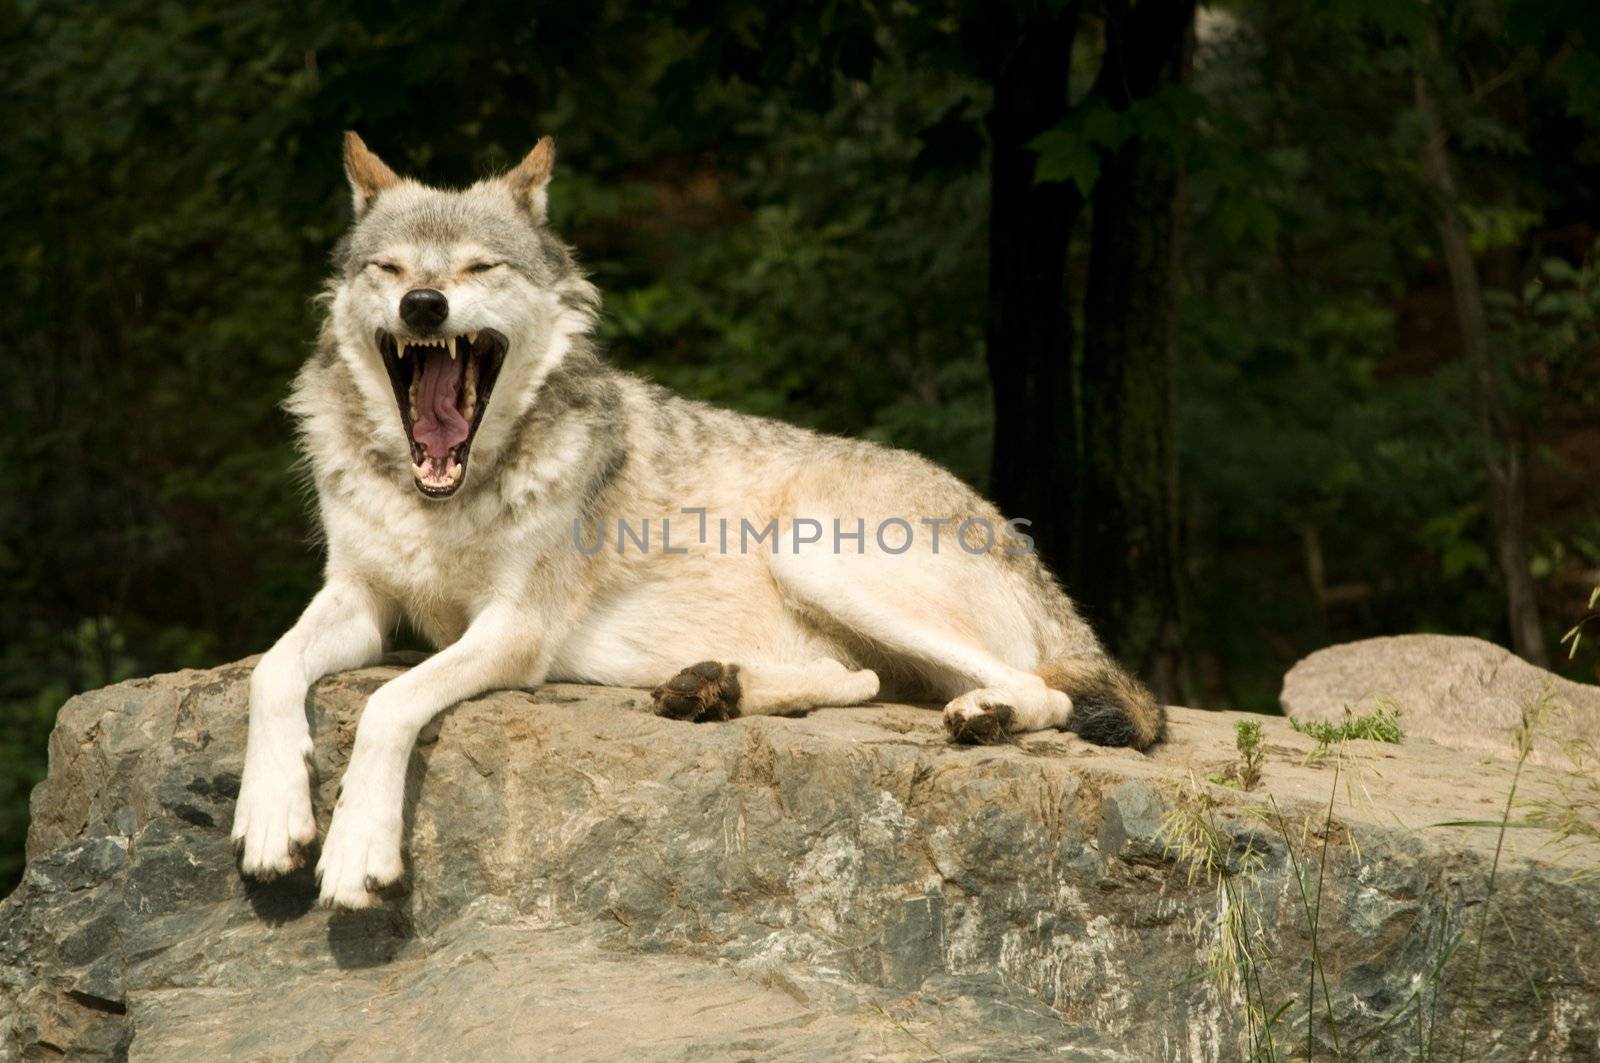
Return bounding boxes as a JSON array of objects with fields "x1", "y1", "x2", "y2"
[
  {"x1": 1029, "y1": 129, "x2": 1101, "y2": 195},
  {"x1": 1427, "y1": 820, "x2": 1546, "y2": 830}
]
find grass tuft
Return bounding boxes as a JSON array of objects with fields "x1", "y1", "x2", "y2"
[
  {"x1": 1291, "y1": 698, "x2": 1404, "y2": 747},
  {"x1": 1559, "y1": 584, "x2": 1599, "y2": 659},
  {"x1": 1161, "y1": 777, "x2": 1284, "y2": 1059}
]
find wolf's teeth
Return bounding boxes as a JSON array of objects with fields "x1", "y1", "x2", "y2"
[
  {"x1": 413, "y1": 462, "x2": 426, "y2": 479},
  {"x1": 466, "y1": 330, "x2": 479, "y2": 346}
]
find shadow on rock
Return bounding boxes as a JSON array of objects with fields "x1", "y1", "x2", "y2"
[
  {"x1": 242, "y1": 858, "x2": 320, "y2": 925},
  {"x1": 328, "y1": 904, "x2": 415, "y2": 969}
]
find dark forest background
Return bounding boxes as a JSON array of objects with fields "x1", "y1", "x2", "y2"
[{"x1": 3, "y1": 0, "x2": 1598, "y2": 893}]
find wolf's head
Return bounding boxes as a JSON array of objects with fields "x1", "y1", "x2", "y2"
[{"x1": 326, "y1": 132, "x2": 596, "y2": 500}]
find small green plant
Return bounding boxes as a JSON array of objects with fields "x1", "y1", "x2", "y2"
[
  {"x1": 1210, "y1": 718, "x2": 1267, "y2": 791},
  {"x1": 1291, "y1": 699, "x2": 1404, "y2": 748}
]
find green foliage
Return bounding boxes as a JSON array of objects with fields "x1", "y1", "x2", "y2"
[
  {"x1": 1291, "y1": 700, "x2": 1406, "y2": 747},
  {"x1": 1032, "y1": 84, "x2": 1205, "y2": 196},
  {"x1": 1209, "y1": 718, "x2": 1267, "y2": 790}
]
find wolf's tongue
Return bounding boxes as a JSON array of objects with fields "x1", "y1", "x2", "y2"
[{"x1": 411, "y1": 351, "x2": 469, "y2": 459}]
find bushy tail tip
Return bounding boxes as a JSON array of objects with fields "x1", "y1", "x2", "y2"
[{"x1": 1038, "y1": 657, "x2": 1166, "y2": 751}]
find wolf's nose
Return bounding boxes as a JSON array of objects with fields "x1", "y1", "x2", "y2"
[{"x1": 399, "y1": 288, "x2": 449, "y2": 330}]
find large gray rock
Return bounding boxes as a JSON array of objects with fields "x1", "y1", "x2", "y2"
[
  {"x1": 2, "y1": 656, "x2": 1597, "y2": 1061},
  {"x1": 1283, "y1": 634, "x2": 1600, "y2": 768}
]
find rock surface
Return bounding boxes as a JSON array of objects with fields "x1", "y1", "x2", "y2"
[
  {"x1": 1, "y1": 654, "x2": 1597, "y2": 1061},
  {"x1": 1282, "y1": 634, "x2": 1600, "y2": 768}
]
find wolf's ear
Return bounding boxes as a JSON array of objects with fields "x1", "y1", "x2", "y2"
[
  {"x1": 501, "y1": 137, "x2": 556, "y2": 223},
  {"x1": 343, "y1": 131, "x2": 400, "y2": 216}
]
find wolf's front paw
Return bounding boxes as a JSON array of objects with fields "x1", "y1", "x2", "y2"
[
  {"x1": 315, "y1": 793, "x2": 404, "y2": 910},
  {"x1": 943, "y1": 694, "x2": 1016, "y2": 745},
  {"x1": 652, "y1": 661, "x2": 742, "y2": 722},
  {"x1": 232, "y1": 756, "x2": 317, "y2": 879}
]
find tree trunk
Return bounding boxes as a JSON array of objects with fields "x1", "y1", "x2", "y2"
[
  {"x1": 1414, "y1": 29, "x2": 1548, "y2": 667},
  {"x1": 1078, "y1": 0, "x2": 1195, "y2": 701},
  {"x1": 983, "y1": 5, "x2": 1083, "y2": 574}
]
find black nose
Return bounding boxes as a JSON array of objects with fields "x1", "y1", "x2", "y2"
[{"x1": 399, "y1": 288, "x2": 449, "y2": 330}]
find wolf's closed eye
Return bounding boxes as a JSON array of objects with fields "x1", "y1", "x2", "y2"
[
  {"x1": 370, "y1": 261, "x2": 401, "y2": 275},
  {"x1": 465, "y1": 262, "x2": 500, "y2": 274}
]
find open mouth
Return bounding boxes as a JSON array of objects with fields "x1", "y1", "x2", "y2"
[{"x1": 376, "y1": 328, "x2": 507, "y2": 498}]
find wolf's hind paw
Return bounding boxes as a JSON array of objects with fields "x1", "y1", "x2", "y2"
[
  {"x1": 943, "y1": 699, "x2": 1016, "y2": 745},
  {"x1": 652, "y1": 661, "x2": 742, "y2": 722}
]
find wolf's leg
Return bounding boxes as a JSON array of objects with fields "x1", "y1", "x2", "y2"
[
  {"x1": 768, "y1": 552, "x2": 1078, "y2": 742},
  {"x1": 316, "y1": 603, "x2": 541, "y2": 909},
  {"x1": 233, "y1": 580, "x2": 392, "y2": 879},
  {"x1": 651, "y1": 658, "x2": 879, "y2": 722}
]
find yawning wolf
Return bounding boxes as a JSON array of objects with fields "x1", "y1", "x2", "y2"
[{"x1": 231, "y1": 133, "x2": 1165, "y2": 909}]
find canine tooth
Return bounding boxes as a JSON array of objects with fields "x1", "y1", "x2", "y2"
[{"x1": 466, "y1": 330, "x2": 479, "y2": 346}]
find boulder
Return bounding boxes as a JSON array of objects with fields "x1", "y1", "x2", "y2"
[
  {"x1": 2, "y1": 656, "x2": 1597, "y2": 1061},
  {"x1": 1282, "y1": 634, "x2": 1600, "y2": 768}
]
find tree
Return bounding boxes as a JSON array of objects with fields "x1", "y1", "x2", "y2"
[
  {"x1": 977, "y1": 1, "x2": 1197, "y2": 695},
  {"x1": 1412, "y1": 8, "x2": 1549, "y2": 666},
  {"x1": 978, "y1": 3, "x2": 1085, "y2": 573},
  {"x1": 1077, "y1": 0, "x2": 1196, "y2": 697}
]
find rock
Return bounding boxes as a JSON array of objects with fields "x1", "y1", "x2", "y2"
[
  {"x1": 2, "y1": 657, "x2": 1597, "y2": 1061},
  {"x1": 1282, "y1": 634, "x2": 1600, "y2": 768}
]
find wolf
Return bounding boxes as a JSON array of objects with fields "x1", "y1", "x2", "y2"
[{"x1": 230, "y1": 133, "x2": 1165, "y2": 909}]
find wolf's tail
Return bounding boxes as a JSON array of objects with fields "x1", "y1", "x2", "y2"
[{"x1": 1038, "y1": 656, "x2": 1165, "y2": 751}]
